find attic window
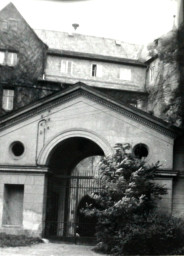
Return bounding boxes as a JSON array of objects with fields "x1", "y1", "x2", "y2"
[{"x1": 91, "y1": 64, "x2": 102, "y2": 77}]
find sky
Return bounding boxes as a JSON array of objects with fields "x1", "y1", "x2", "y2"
[{"x1": 0, "y1": 0, "x2": 179, "y2": 44}]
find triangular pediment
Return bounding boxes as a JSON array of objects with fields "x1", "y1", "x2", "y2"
[{"x1": 0, "y1": 82, "x2": 181, "y2": 138}]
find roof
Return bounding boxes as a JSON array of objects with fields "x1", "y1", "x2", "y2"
[
  {"x1": 35, "y1": 29, "x2": 150, "y2": 61},
  {"x1": 0, "y1": 82, "x2": 181, "y2": 138},
  {"x1": 0, "y1": 3, "x2": 47, "y2": 48}
]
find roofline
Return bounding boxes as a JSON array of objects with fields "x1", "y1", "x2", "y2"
[
  {"x1": 0, "y1": 82, "x2": 181, "y2": 138},
  {"x1": 48, "y1": 49, "x2": 147, "y2": 67},
  {"x1": 0, "y1": 3, "x2": 48, "y2": 50},
  {"x1": 145, "y1": 54, "x2": 158, "y2": 64}
]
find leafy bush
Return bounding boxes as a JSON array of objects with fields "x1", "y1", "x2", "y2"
[
  {"x1": 0, "y1": 233, "x2": 43, "y2": 247},
  {"x1": 83, "y1": 143, "x2": 184, "y2": 255}
]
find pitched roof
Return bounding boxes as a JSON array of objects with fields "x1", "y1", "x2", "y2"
[
  {"x1": 0, "y1": 82, "x2": 181, "y2": 138},
  {"x1": 35, "y1": 29, "x2": 150, "y2": 61},
  {"x1": 0, "y1": 3, "x2": 47, "y2": 48}
]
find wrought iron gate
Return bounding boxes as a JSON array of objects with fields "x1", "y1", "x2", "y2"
[{"x1": 45, "y1": 175, "x2": 101, "y2": 241}]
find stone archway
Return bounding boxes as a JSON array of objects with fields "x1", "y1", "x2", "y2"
[
  {"x1": 37, "y1": 128, "x2": 113, "y2": 165},
  {"x1": 44, "y1": 135, "x2": 106, "y2": 240}
]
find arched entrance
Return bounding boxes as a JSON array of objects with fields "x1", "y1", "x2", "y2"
[{"x1": 45, "y1": 136, "x2": 104, "y2": 241}]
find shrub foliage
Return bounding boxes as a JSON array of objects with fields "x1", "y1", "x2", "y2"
[{"x1": 83, "y1": 143, "x2": 184, "y2": 255}]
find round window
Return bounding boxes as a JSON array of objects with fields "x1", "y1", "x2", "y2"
[
  {"x1": 133, "y1": 143, "x2": 148, "y2": 159},
  {"x1": 11, "y1": 141, "x2": 25, "y2": 157}
]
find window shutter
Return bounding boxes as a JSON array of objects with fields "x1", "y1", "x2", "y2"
[{"x1": 0, "y1": 51, "x2": 5, "y2": 65}]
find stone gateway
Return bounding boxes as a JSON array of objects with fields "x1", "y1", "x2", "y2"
[{"x1": 0, "y1": 3, "x2": 184, "y2": 240}]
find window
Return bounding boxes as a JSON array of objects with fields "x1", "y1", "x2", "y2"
[
  {"x1": 10, "y1": 141, "x2": 25, "y2": 157},
  {"x1": 2, "y1": 185, "x2": 24, "y2": 226},
  {"x1": 0, "y1": 51, "x2": 5, "y2": 65},
  {"x1": 91, "y1": 64, "x2": 102, "y2": 77},
  {"x1": 2, "y1": 89, "x2": 14, "y2": 111},
  {"x1": 60, "y1": 60, "x2": 73, "y2": 74},
  {"x1": 119, "y1": 68, "x2": 131, "y2": 81},
  {"x1": 0, "y1": 50, "x2": 18, "y2": 67},
  {"x1": 133, "y1": 143, "x2": 149, "y2": 159}
]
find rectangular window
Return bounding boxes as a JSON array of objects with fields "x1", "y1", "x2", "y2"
[
  {"x1": 0, "y1": 51, "x2": 5, "y2": 65},
  {"x1": 2, "y1": 89, "x2": 14, "y2": 111},
  {"x1": 91, "y1": 64, "x2": 102, "y2": 77},
  {"x1": 2, "y1": 185, "x2": 24, "y2": 226},
  {"x1": 92, "y1": 64, "x2": 97, "y2": 77},
  {"x1": 60, "y1": 60, "x2": 73, "y2": 74},
  {"x1": 0, "y1": 51, "x2": 18, "y2": 67},
  {"x1": 119, "y1": 68, "x2": 131, "y2": 81},
  {"x1": 6, "y1": 52, "x2": 18, "y2": 67}
]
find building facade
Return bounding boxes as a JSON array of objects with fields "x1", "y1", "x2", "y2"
[{"x1": 0, "y1": 3, "x2": 184, "y2": 239}]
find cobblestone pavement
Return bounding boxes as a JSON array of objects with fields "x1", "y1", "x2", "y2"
[{"x1": 0, "y1": 242, "x2": 106, "y2": 256}]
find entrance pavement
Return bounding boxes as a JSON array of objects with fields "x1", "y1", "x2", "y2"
[{"x1": 0, "y1": 241, "x2": 106, "y2": 256}]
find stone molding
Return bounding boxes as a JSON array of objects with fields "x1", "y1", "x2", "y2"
[
  {"x1": 37, "y1": 128, "x2": 114, "y2": 165},
  {"x1": 0, "y1": 84, "x2": 181, "y2": 138},
  {"x1": 0, "y1": 165, "x2": 48, "y2": 173}
]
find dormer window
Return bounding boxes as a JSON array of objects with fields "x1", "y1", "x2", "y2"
[
  {"x1": 2, "y1": 89, "x2": 15, "y2": 111},
  {"x1": 0, "y1": 50, "x2": 18, "y2": 67},
  {"x1": 91, "y1": 64, "x2": 102, "y2": 77}
]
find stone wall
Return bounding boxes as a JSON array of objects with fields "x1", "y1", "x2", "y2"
[
  {"x1": 0, "y1": 171, "x2": 46, "y2": 236},
  {"x1": 45, "y1": 55, "x2": 147, "y2": 92},
  {"x1": 0, "y1": 3, "x2": 53, "y2": 116}
]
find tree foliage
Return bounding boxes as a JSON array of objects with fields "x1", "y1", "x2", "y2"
[{"x1": 82, "y1": 143, "x2": 184, "y2": 255}]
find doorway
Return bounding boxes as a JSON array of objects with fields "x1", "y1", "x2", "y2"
[{"x1": 45, "y1": 137, "x2": 104, "y2": 241}]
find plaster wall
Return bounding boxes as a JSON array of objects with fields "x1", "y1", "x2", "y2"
[
  {"x1": 45, "y1": 56, "x2": 146, "y2": 92},
  {"x1": 0, "y1": 96, "x2": 174, "y2": 169},
  {"x1": 0, "y1": 172, "x2": 46, "y2": 236}
]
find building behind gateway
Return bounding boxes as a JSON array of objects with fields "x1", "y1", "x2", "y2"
[{"x1": 0, "y1": 2, "x2": 184, "y2": 239}]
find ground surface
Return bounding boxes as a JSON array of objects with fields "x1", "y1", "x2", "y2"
[{"x1": 0, "y1": 241, "x2": 106, "y2": 256}]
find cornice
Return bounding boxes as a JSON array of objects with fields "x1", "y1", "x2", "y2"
[
  {"x1": 0, "y1": 165, "x2": 48, "y2": 173},
  {"x1": 0, "y1": 84, "x2": 181, "y2": 138},
  {"x1": 47, "y1": 49, "x2": 147, "y2": 67}
]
